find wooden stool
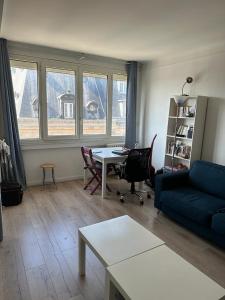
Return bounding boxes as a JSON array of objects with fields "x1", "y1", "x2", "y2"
[{"x1": 40, "y1": 163, "x2": 56, "y2": 186}]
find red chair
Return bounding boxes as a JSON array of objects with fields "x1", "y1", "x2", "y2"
[{"x1": 81, "y1": 146, "x2": 112, "y2": 195}]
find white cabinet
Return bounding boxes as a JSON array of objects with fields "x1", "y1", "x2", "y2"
[{"x1": 164, "y1": 96, "x2": 208, "y2": 172}]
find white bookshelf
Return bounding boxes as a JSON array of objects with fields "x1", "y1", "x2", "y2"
[{"x1": 164, "y1": 96, "x2": 208, "y2": 172}]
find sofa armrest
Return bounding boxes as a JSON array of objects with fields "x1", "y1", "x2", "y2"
[{"x1": 154, "y1": 170, "x2": 190, "y2": 209}]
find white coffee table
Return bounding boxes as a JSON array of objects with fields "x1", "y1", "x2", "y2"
[
  {"x1": 106, "y1": 245, "x2": 225, "y2": 300},
  {"x1": 78, "y1": 215, "x2": 164, "y2": 276}
]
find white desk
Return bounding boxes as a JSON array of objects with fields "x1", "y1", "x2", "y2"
[
  {"x1": 78, "y1": 215, "x2": 164, "y2": 277},
  {"x1": 91, "y1": 147, "x2": 127, "y2": 198},
  {"x1": 106, "y1": 245, "x2": 225, "y2": 300}
]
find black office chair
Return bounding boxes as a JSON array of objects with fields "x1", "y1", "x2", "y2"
[{"x1": 117, "y1": 147, "x2": 152, "y2": 205}]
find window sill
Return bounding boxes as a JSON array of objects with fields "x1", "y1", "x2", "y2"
[{"x1": 21, "y1": 137, "x2": 125, "y2": 151}]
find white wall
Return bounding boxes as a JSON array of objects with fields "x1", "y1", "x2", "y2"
[
  {"x1": 139, "y1": 50, "x2": 225, "y2": 170},
  {"x1": 23, "y1": 147, "x2": 84, "y2": 186}
]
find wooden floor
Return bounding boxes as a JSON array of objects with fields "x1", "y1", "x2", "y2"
[{"x1": 0, "y1": 178, "x2": 225, "y2": 300}]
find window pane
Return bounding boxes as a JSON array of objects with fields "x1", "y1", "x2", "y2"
[
  {"x1": 46, "y1": 68, "x2": 76, "y2": 136},
  {"x1": 83, "y1": 72, "x2": 107, "y2": 135},
  {"x1": 10, "y1": 60, "x2": 39, "y2": 139},
  {"x1": 112, "y1": 74, "x2": 127, "y2": 136}
]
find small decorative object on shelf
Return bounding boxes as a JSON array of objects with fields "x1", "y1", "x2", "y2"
[
  {"x1": 174, "y1": 141, "x2": 191, "y2": 159},
  {"x1": 177, "y1": 105, "x2": 196, "y2": 118},
  {"x1": 187, "y1": 105, "x2": 196, "y2": 117},
  {"x1": 165, "y1": 96, "x2": 208, "y2": 172}
]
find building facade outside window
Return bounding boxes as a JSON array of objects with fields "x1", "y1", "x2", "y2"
[
  {"x1": 10, "y1": 60, "x2": 39, "y2": 139},
  {"x1": 83, "y1": 72, "x2": 107, "y2": 135},
  {"x1": 46, "y1": 67, "x2": 76, "y2": 136},
  {"x1": 112, "y1": 74, "x2": 127, "y2": 136}
]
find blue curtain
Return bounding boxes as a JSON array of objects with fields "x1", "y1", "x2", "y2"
[
  {"x1": 0, "y1": 38, "x2": 26, "y2": 188},
  {"x1": 125, "y1": 61, "x2": 138, "y2": 149}
]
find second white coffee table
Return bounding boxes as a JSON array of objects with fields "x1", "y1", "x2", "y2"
[
  {"x1": 78, "y1": 215, "x2": 164, "y2": 276},
  {"x1": 106, "y1": 245, "x2": 225, "y2": 300}
]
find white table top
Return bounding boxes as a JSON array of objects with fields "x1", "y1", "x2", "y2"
[
  {"x1": 92, "y1": 147, "x2": 127, "y2": 161},
  {"x1": 107, "y1": 245, "x2": 225, "y2": 300},
  {"x1": 79, "y1": 215, "x2": 164, "y2": 267}
]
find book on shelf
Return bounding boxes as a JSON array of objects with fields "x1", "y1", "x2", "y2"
[
  {"x1": 176, "y1": 125, "x2": 188, "y2": 137},
  {"x1": 167, "y1": 140, "x2": 191, "y2": 159},
  {"x1": 187, "y1": 125, "x2": 194, "y2": 139}
]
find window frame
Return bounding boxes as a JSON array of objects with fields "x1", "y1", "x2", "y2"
[
  {"x1": 80, "y1": 66, "x2": 110, "y2": 139},
  {"x1": 9, "y1": 54, "x2": 127, "y2": 148},
  {"x1": 10, "y1": 58, "x2": 41, "y2": 141},
  {"x1": 42, "y1": 59, "x2": 79, "y2": 140},
  {"x1": 112, "y1": 73, "x2": 127, "y2": 137}
]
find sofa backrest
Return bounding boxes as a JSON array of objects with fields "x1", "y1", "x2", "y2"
[{"x1": 189, "y1": 160, "x2": 225, "y2": 199}]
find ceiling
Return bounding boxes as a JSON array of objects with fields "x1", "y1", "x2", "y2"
[{"x1": 1, "y1": 0, "x2": 225, "y2": 61}]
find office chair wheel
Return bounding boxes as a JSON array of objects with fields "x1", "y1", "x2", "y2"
[
  {"x1": 117, "y1": 191, "x2": 121, "y2": 196},
  {"x1": 120, "y1": 196, "x2": 124, "y2": 203},
  {"x1": 147, "y1": 193, "x2": 151, "y2": 199}
]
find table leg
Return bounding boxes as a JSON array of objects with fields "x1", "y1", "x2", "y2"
[
  {"x1": 52, "y1": 168, "x2": 56, "y2": 185},
  {"x1": 102, "y1": 160, "x2": 107, "y2": 198},
  {"x1": 42, "y1": 168, "x2": 46, "y2": 186},
  {"x1": 78, "y1": 232, "x2": 86, "y2": 276},
  {"x1": 105, "y1": 271, "x2": 117, "y2": 300}
]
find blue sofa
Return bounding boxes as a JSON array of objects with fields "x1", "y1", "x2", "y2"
[{"x1": 155, "y1": 160, "x2": 225, "y2": 248}]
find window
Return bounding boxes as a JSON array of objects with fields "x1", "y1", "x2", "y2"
[
  {"x1": 64, "y1": 103, "x2": 74, "y2": 119},
  {"x1": 118, "y1": 81, "x2": 126, "y2": 94},
  {"x1": 10, "y1": 60, "x2": 39, "y2": 139},
  {"x1": 46, "y1": 68, "x2": 76, "y2": 136},
  {"x1": 83, "y1": 72, "x2": 107, "y2": 135},
  {"x1": 10, "y1": 57, "x2": 127, "y2": 144},
  {"x1": 112, "y1": 74, "x2": 127, "y2": 136}
]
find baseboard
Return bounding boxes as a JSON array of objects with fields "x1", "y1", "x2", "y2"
[{"x1": 27, "y1": 174, "x2": 83, "y2": 187}]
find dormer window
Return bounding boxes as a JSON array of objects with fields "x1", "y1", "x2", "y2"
[{"x1": 64, "y1": 102, "x2": 74, "y2": 119}]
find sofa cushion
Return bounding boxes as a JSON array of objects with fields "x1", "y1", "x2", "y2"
[
  {"x1": 160, "y1": 187, "x2": 225, "y2": 226},
  {"x1": 189, "y1": 160, "x2": 225, "y2": 199},
  {"x1": 211, "y1": 213, "x2": 225, "y2": 235}
]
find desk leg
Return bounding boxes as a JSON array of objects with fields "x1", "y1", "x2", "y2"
[
  {"x1": 105, "y1": 271, "x2": 117, "y2": 300},
  {"x1": 102, "y1": 160, "x2": 107, "y2": 198},
  {"x1": 78, "y1": 232, "x2": 86, "y2": 276}
]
